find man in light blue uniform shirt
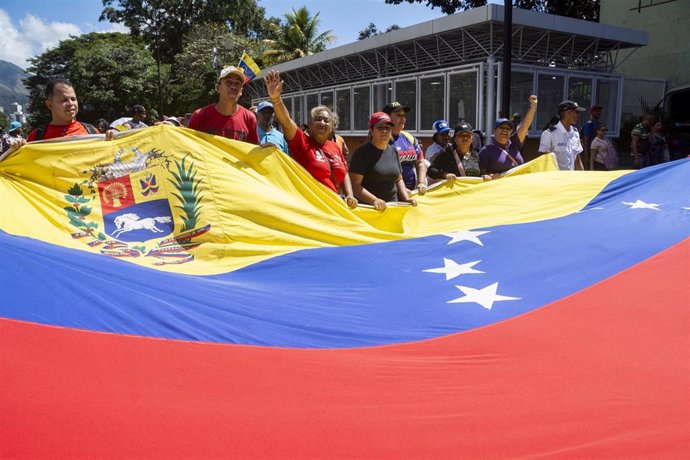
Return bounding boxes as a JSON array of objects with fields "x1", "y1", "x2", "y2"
[{"x1": 256, "y1": 101, "x2": 289, "y2": 155}]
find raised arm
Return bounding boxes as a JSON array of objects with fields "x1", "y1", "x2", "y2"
[
  {"x1": 264, "y1": 70, "x2": 297, "y2": 142},
  {"x1": 516, "y1": 95, "x2": 538, "y2": 144}
]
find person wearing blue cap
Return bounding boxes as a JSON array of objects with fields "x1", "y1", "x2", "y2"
[
  {"x1": 0, "y1": 121, "x2": 26, "y2": 160},
  {"x1": 425, "y1": 120, "x2": 451, "y2": 166},
  {"x1": 479, "y1": 95, "x2": 538, "y2": 176},
  {"x1": 256, "y1": 101, "x2": 289, "y2": 155}
]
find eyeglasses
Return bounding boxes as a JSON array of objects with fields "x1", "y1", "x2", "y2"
[
  {"x1": 313, "y1": 115, "x2": 332, "y2": 124},
  {"x1": 374, "y1": 125, "x2": 392, "y2": 132},
  {"x1": 457, "y1": 134, "x2": 472, "y2": 140}
]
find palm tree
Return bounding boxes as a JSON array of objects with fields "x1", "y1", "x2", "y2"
[{"x1": 263, "y1": 7, "x2": 335, "y2": 64}]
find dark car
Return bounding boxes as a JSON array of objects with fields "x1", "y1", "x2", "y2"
[{"x1": 664, "y1": 85, "x2": 690, "y2": 160}]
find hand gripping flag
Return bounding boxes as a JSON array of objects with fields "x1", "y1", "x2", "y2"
[
  {"x1": 238, "y1": 51, "x2": 261, "y2": 82},
  {"x1": 0, "y1": 125, "x2": 688, "y2": 457}
]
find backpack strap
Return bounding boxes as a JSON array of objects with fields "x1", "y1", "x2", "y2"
[{"x1": 81, "y1": 122, "x2": 99, "y2": 134}]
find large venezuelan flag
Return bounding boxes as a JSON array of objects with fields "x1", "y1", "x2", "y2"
[{"x1": 1, "y1": 125, "x2": 688, "y2": 457}]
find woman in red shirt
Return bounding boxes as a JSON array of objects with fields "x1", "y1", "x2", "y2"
[{"x1": 264, "y1": 71, "x2": 357, "y2": 208}]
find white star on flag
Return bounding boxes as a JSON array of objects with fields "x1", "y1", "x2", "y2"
[
  {"x1": 443, "y1": 230, "x2": 490, "y2": 246},
  {"x1": 448, "y1": 282, "x2": 520, "y2": 310},
  {"x1": 622, "y1": 200, "x2": 661, "y2": 210},
  {"x1": 424, "y1": 258, "x2": 484, "y2": 281}
]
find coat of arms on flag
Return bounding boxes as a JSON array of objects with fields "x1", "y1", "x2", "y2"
[{"x1": 63, "y1": 146, "x2": 210, "y2": 265}]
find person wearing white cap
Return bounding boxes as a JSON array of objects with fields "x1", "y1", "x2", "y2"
[
  {"x1": 538, "y1": 100, "x2": 585, "y2": 170},
  {"x1": 256, "y1": 101, "x2": 289, "y2": 155},
  {"x1": 188, "y1": 65, "x2": 259, "y2": 144}
]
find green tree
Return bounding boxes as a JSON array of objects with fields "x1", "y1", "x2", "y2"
[
  {"x1": 263, "y1": 7, "x2": 335, "y2": 65},
  {"x1": 168, "y1": 23, "x2": 266, "y2": 115},
  {"x1": 24, "y1": 32, "x2": 160, "y2": 127},
  {"x1": 384, "y1": 0, "x2": 600, "y2": 21},
  {"x1": 0, "y1": 112, "x2": 9, "y2": 134},
  {"x1": 70, "y1": 40, "x2": 159, "y2": 122},
  {"x1": 358, "y1": 23, "x2": 380, "y2": 40},
  {"x1": 358, "y1": 23, "x2": 400, "y2": 40},
  {"x1": 99, "y1": 0, "x2": 279, "y2": 63}
]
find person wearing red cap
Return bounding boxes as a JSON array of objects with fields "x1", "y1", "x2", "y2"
[
  {"x1": 188, "y1": 66, "x2": 259, "y2": 144},
  {"x1": 348, "y1": 112, "x2": 417, "y2": 211},
  {"x1": 264, "y1": 70, "x2": 357, "y2": 207},
  {"x1": 582, "y1": 105, "x2": 603, "y2": 170}
]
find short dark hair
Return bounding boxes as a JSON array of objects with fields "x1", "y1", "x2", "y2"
[
  {"x1": 132, "y1": 105, "x2": 146, "y2": 114},
  {"x1": 45, "y1": 79, "x2": 74, "y2": 98}
]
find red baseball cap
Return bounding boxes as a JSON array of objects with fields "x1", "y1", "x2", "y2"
[{"x1": 369, "y1": 112, "x2": 394, "y2": 129}]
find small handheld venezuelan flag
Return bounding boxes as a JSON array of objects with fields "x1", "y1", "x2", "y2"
[{"x1": 238, "y1": 52, "x2": 261, "y2": 83}]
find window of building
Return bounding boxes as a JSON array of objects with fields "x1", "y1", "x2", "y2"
[
  {"x1": 353, "y1": 85, "x2": 371, "y2": 131},
  {"x1": 509, "y1": 71, "x2": 534, "y2": 128},
  {"x1": 373, "y1": 82, "x2": 392, "y2": 113},
  {"x1": 537, "y1": 73, "x2": 565, "y2": 130},
  {"x1": 306, "y1": 94, "x2": 319, "y2": 117},
  {"x1": 320, "y1": 90, "x2": 334, "y2": 110},
  {"x1": 336, "y1": 88, "x2": 351, "y2": 131},
  {"x1": 420, "y1": 75, "x2": 445, "y2": 131},
  {"x1": 294, "y1": 95, "x2": 304, "y2": 125},
  {"x1": 596, "y1": 79, "x2": 620, "y2": 135},
  {"x1": 395, "y1": 79, "x2": 417, "y2": 131},
  {"x1": 283, "y1": 97, "x2": 293, "y2": 120},
  {"x1": 568, "y1": 77, "x2": 593, "y2": 109},
  {"x1": 448, "y1": 71, "x2": 478, "y2": 128}
]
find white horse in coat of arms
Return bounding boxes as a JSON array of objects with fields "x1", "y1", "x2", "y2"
[{"x1": 111, "y1": 213, "x2": 173, "y2": 238}]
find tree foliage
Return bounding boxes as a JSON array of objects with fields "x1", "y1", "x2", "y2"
[
  {"x1": 384, "y1": 0, "x2": 600, "y2": 21},
  {"x1": 263, "y1": 7, "x2": 335, "y2": 65},
  {"x1": 24, "y1": 33, "x2": 160, "y2": 127},
  {"x1": 100, "y1": 0, "x2": 279, "y2": 63},
  {"x1": 169, "y1": 23, "x2": 264, "y2": 115},
  {"x1": 0, "y1": 112, "x2": 9, "y2": 133},
  {"x1": 358, "y1": 23, "x2": 400, "y2": 41}
]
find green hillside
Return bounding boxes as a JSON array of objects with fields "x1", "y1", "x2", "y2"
[{"x1": 0, "y1": 60, "x2": 30, "y2": 116}]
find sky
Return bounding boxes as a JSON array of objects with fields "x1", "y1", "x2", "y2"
[{"x1": 0, "y1": 0, "x2": 449, "y2": 70}]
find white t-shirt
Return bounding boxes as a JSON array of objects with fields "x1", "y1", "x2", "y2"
[
  {"x1": 124, "y1": 120, "x2": 148, "y2": 130},
  {"x1": 538, "y1": 121, "x2": 583, "y2": 170},
  {"x1": 425, "y1": 142, "x2": 445, "y2": 165},
  {"x1": 590, "y1": 136, "x2": 609, "y2": 165}
]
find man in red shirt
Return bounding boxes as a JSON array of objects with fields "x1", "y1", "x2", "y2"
[
  {"x1": 27, "y1": 80, "x2": 113, "y2": 142},
  {"x1": 188, "y1": 66, "x2": 259, "y2": 144}
]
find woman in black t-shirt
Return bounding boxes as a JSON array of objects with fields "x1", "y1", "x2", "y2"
[{"x1": 349, "y1": 112, "x2": 417, "y2": 211}]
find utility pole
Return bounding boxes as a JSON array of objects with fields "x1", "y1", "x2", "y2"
[{"x1": 501, "y1": 0, "x2": 513, "y2": 118}]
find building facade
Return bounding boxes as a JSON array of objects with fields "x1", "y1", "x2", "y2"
[
  {"x1": 246, "y1": 5, "x2": 647, "y2": 152},
  {"x1": 601, "y1": 0, "x2": 689, "y2": 90}
]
